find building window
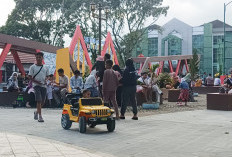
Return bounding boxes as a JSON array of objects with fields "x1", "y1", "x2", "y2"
[
  {"x1": 168, "y1": 37, "x2": 182, "y2": 56},
  {"x1": 213, "y1": 35, "x2": 224, "y2": 45},
  {"x1": 148, "y1": 38, "x2": 158, "y2": 56}
]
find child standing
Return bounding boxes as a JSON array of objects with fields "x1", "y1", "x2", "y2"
[
  {"x1": 177, "y1": 79, "x2": 189, "y2": 106},
  {"x1": 46, "y1": 74, "x2": 54, "y2": 107},
  {"x1": 102, "y1": 60, "x2": 119, "y2": 119}
]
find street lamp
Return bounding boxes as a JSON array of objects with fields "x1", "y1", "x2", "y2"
[
  {"x1": 223, "y1": 1, "x2": 232, "y2": 74},
  {"x1": 90, "y1": 2, "x2": 110, "y2": 55}
]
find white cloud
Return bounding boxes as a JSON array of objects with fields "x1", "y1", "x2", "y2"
[
  {"x1": 0, "y1": 0, "x2": 15, "y2": 26},
  {"x1": 152, "y1": 0, "x2": 232, "y2": 27}
]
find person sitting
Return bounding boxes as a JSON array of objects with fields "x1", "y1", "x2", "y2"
[
  {"x1": 84, "y1": 70, "x2": 98, "y2": 97},
  {"x1": 195, "y1": 76, "x2": 202, "y2": 87},
  {"x1": 226, "y1": 72, "x2": 232, "y2": 89},
  {"x1": 82, "y1": 89, "x2": 91, "y2": 98},
  {"x1": 53, "y1": 68, "x2": 69, "y2": 105},
  {"x1": 214, "y1": 73, "x2": 221, "y2": 86},
  {"x1": 148, "y1": 73, "x2": 163, "y2": 103},
  {"x1": 137, "y1": 72, "x2": 149, "y2": 102},
  {"x1": 7, "y1": 72, "x2": 19, "y2": 92},
  {"x1": 205, "y1": 74, "x2": 214, "y2": 86},
  {"x1": 224, "y1": 74, "x2": 229, "y2": 85},
  {"x1": 70, "y1": 70, "x2": 83, "y2": 94},
  {"x1": 17, "y1": 73, "x2": 25, "y2": 91},
  {"x1": 171, "y1": 73, "x2": 180, "y2": 89}
]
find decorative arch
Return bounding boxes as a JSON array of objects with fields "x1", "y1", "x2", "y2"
[
  {"x1": 101, "y1": 32, "x2": 119, "y2": 65},
  {"x1": 69, "y1": 25, "x2": 93, "y2": 73}
]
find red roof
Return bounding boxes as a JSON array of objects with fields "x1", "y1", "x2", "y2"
[{"x1": 4, "y1": 52, "x2": 36, "y2": 64}]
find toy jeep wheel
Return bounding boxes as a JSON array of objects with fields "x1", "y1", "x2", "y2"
[
  {"x1": 79, "y1": 116, "x2": 87, "y2": 133},
  {"x1": 107, "y1": 119, "x2": 115, "y2": 132},
  {"x1": 61, "y1": 114, "x2": 72, "y2": 130}
]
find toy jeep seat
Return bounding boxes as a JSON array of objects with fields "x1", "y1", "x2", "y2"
[{"x1": 66, "y1": 93, "x2": 81, "y2": 107}]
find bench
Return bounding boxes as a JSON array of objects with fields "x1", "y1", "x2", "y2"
[
  {"x1": 193, "y1": 86, "x2": 220, "y2": 94},
  {"x1": 0, "y1": 91, "x2": 19, "y2": 106},
  {"x1": 207, "y1": 93, "x2": 232, "y2": 111}
]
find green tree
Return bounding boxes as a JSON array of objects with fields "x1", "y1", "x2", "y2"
[
  {"x1": 190, "y1": 49, "x2": 200, "y2": 81},
  {"x1": 0, "y1": 0, "x2": 168, "y2": 64},
  {"x1": 107, "y1": 0, "x2": 168, "y2": 66},
  {"x1": 0, "y1": 0, "x2": 92, "y2": 46}
]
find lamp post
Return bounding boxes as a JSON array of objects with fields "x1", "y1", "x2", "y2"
[
  {"x1": 223, "y1": 1, "x2": 232, "y2": 74},
  {"x1": 90, "y1": 3, "x2": 110, "y2": 55}
]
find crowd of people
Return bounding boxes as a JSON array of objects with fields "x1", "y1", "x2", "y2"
[
  {"x1": 5, "y1": 52, "x2": 139, "y2": 122},
  {"x1": 6, "y1": 51, "x2": 232, "y2": 123}
]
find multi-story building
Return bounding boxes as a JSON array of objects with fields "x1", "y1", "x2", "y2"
[{"x1": 132, "y1": 18, "x2": 232, "y2": 75}]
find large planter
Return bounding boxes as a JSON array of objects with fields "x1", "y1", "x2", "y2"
[
  {"x1": 0, "y1": 91, "x2": 19, "y2": 106},
  {"x1": 193, "y1": 86, "x2": 220, "y2": 94},
  {"x1": 161, "y1": 88, "x2": 169, "y2": 100},
  {"x1": 207, "y1": 93, "x2": 232, "y2": 111},
  {"x1": 168, "y1": 89, "x2": 180, "y2": 102},
  {"x1": 142, "y1": 103, "x2": 160, "y2": 109}
]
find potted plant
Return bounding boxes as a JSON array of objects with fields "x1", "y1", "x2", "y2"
[{"x1": 157, "y1": 73, "x2": 172, "y2": 88}]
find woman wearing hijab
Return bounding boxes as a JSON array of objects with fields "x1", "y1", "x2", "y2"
[
  {"x1": 7, "y1": 72, "x2": 19, "y2": 92},
  {"x1": 84, "y1": 70, "x2": 98, "y2": 97},
  {"x1": 183, "y1": 73, "x2": 195, "y2": 102},
  {"x1": 177, "y1": 78, "x2": 189, "y2": 106},
  {"x1": 120, "y1": 59, "x2": 138, "y2": 120}
]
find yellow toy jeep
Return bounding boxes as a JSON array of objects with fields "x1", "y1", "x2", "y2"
[{"x1": 61, "y1": 94, "x2": 115, "y2": 133}]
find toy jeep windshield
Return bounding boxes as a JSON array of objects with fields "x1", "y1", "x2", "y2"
[{"x1": 61, "y1": 93, "x2": 115, "y2": 133}]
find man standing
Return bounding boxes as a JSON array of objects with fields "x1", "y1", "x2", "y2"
[
  {"x1": 29, "y1": 52, "x2": 49, "y2": 122},
  {"x1": 70, "y1": 70, "x2": 83, "y2": 94}
]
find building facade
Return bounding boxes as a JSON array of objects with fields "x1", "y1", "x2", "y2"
[{"x1": 132, "y1": 18, "x2": 232, "y2": 75}]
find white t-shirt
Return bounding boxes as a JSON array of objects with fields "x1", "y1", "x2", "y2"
[
  {"x1": 214, "y1": 78, "x2": 221, "y2": 86},
  {"x1": 59, "y1": 75, "x2": 69, "y2": 90},
  {"x1": 138, "y1": 77, "x2": 149, "y2": 85},
  {"x1": 28, "y1": 64, "x2": 49, "y2": 87}
]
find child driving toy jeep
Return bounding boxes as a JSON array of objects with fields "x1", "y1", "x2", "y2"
[{"x1": 61, "y1": 90, "x2": 115, "y2": 133}]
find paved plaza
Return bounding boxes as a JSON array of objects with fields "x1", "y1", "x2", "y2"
[{"x1": 0, "y1": 108, "x2": 232, "y2": 157}]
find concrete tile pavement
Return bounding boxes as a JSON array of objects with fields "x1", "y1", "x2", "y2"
[
  {"x1": 1, "y1": 108, "x2": 232, "y2": 157},
  {"x1": 0, "y1": 132, "x2": 109, "y2": 157}
]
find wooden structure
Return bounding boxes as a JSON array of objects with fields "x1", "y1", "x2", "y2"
[{"x1": 132, "y1": 55, "x2": 197, "y2": 75}]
